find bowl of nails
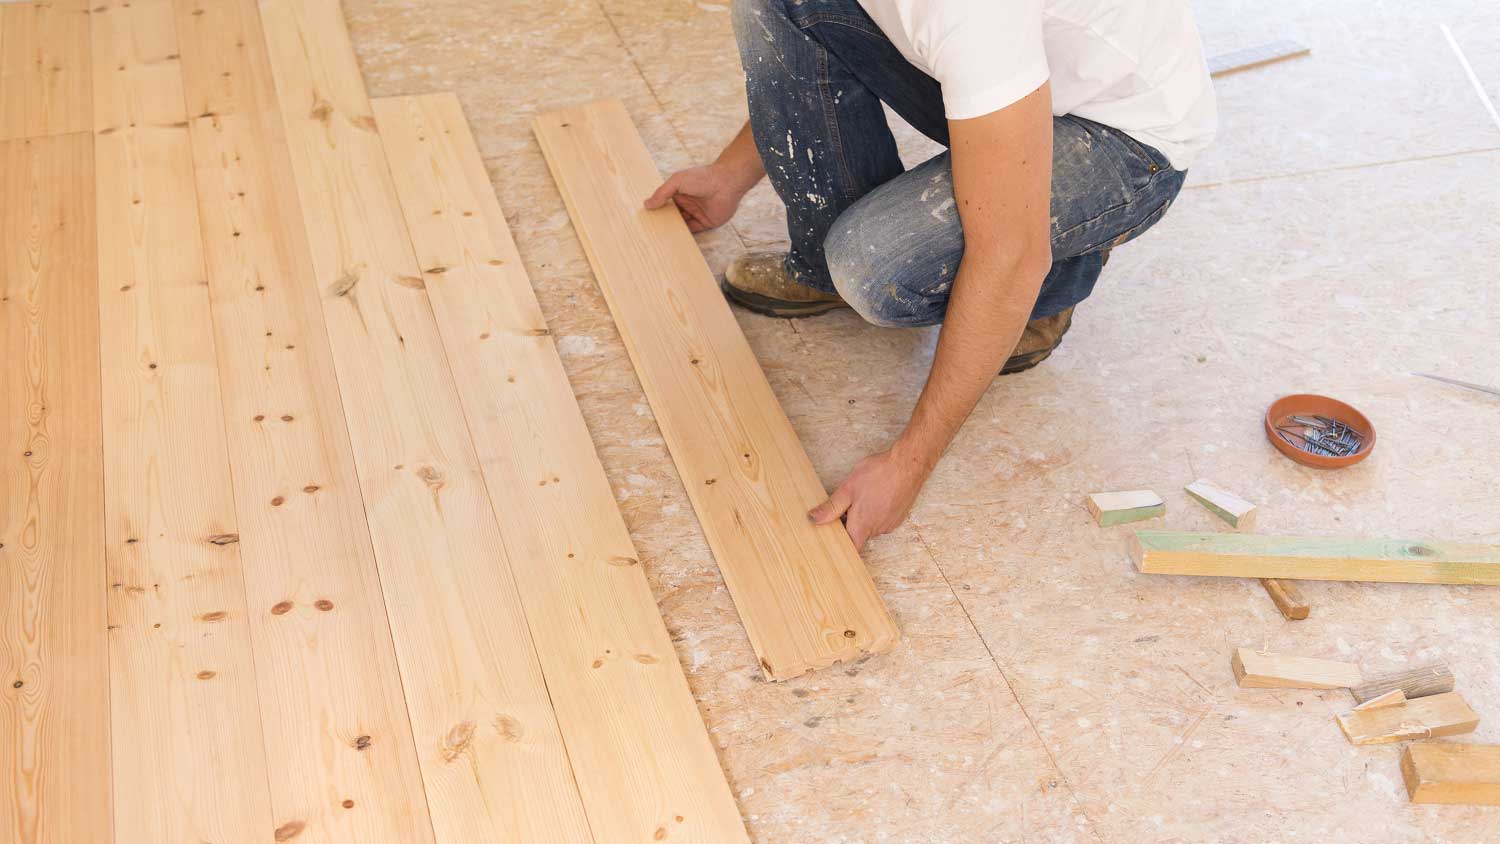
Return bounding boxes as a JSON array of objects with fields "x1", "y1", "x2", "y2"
[{"x1": 1263, "y1": 393, "x2": 1376, "y2": 468}]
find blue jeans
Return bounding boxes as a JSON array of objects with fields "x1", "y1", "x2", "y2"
[{"x1": 731, "y1": 0, "x2": 1188, "y2": 327}]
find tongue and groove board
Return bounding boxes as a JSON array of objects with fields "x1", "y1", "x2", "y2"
[
  {"x1": 0, "y1": 0, "x2": 92, "y2": 140},
  {"x1": 534, "y1": 99, "x2": 899, "y2": 681},
  {"x1": 1, "y1": 133, "x2": 109, "y2": 843},
  {"x1": 257, "y1": 0, "x2": 593, "y2": 840},
  {"x1": 375, "y1": 92, "x2": 750, "y2": 844}
]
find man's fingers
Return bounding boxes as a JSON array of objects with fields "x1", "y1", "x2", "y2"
[
  {"x1": 808, "y1": 485, "x2": 854, "y2": 525},
  {"x1": 844, "y1": 514, "x2": 870, "y2": 551},
  {"x1": 643, "y1": 174, "x2": 681, "y2": 209}
]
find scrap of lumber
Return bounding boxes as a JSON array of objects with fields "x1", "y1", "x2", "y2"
[
  {"x1": 1355, "y1": 689, "x2": 1407, "y2": 711},
  {"x1": 1086, "y1": 490, "x2": 1165, "y2": 527},
  {"x1": 1207, "y1": 39, "x2": 1310, "y2": 78},
  {"x1": 1336, "y1": 692, "x2": 1479, "y2": 746},
  {"x1": 376, "y1": 92, "x2": 750, "y2": 843},
  {"x1": 1232, "y1": 648, "x2": 1362, "y2": 690},
  {"x1": 0, "y1": 0, "x2": 91, "y2": 139},
  {"x1": 260, "y1": 0, "x2": 589, "y2": 839},
  {"x1": 1184, "y1": 479, "x2": 1256, "y2": 530},
  {"x1": 1258, "y1": 578, "x2": 1310, "y2": 620},
  {"x1": 1351, "y1": 662, "x2": 1455, "y2": 704},
  {"x1": 1402, "y1": 743, "x2": 1500, "y2": 805},
  {"x1": 534, "y1": 98, "x2": 899, "y2": 681},
  {"x1": 93, "y1": 13, "x2": 277, "y2": 833},
  {"x1": 1, "y1": 133, "x2": 110, "y2": 843},
  {"x1": 1131, "y1": 531, "x2": 1500, "y2": 585}
]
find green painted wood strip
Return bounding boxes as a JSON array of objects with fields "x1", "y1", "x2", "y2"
[
  {"x1": 1132, "y1": 531, "x2": 1500, "y2": 585},
  {"x1": 1100, "y1": 504, "x2": 1166, "y2": 527}
]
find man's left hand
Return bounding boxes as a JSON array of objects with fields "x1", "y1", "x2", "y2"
[{"x1": 809, "y1": 446, "x2": 932, "y2": 550}]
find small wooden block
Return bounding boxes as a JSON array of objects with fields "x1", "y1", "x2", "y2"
[
  {"x1": 1354, "y1": 689, "x2": 1407, "y2": 710},
  {"x1": 1258, "y1": 578, "x2": 1309, "y2": 620},
  {"x1": 1351, "y1": 662, "x2": 1455, "y2": 703},
  {"x1": 1184, "y1": 479, "x2": 1257, "y2": 530},
  {"x1": 1402, "y1": 743, "x2": 1500, "y2": 805},
  {"x1": 1086, "y1": 490, "x2": 1165, "y2": 527},
  {"x1": 1337, "y1": 692, "x2": 1479, "y2": 746},
  {"x1": 1231, "y1": 647, "x2": 1361, "y2": 690}
]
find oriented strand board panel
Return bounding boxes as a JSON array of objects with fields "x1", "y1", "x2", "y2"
[
  {"x1": 0, "y1": 0, "x2": 91, "y2": 139},
  {"x1": 1336, "y1": 692, "x2": 1479, "y2": 745},
  {"x1": 1132, "y1": 531, "x2": 1500, "y2": 585},
  {"x1": 534, "y1": 99, "x2": 898, "y2": 681},
  {"x1": 1231, "y1": 648, "x2": 1361, "y2": 690},
  {"x1": 257, "y1": 1, "x2": 592, "y2": 840},
  {"x1": 375, "y1": 92, "x2": 750, "y2": 844},
  {"x1": 92, "y1": 24, "x2": 277, "y2": 830},
  {"x1": 1, "y1": 133, "x2": 109, "y2": 843},
  {"x1": 1086, "y1": 490, "x2": 1164, "y2": 527},
  {"x1": 1402, "y1": 743, "x2": 1500, "y2": 805}
]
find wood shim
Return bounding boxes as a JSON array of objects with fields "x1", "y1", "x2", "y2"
[
  {"x1": 1207, "y1": 40, "x2": 1310, "y2": 78},
  {"x1": 1402, "y1": 743, "x2": 1500, "y2": 805},
  {"x1": 1184, "y1": 479, "x2": 1256, "y2": 530},
  {"x1": 1354, "y1": 689, "x2": 1407, "y2": 711},
  {"x1": 1, "y1": 132, "x2": 109, "y2": 843},
  {"x1": 1086, "y1": 490, "x2": 1165, "y2": 527},
  {"x1": 1336, "y1": 692, "x2": 1479, "y2": 745},
  {"x1": 376, "y1": 92, "x2": 750, "y2": 844},
  {"x1": 1258, "y1": 578, "x2": 1310, "y2": 620},
  {"x1": 1352, "y1": 661, "x2": 1455, "y2": 703},
  {"x1": 1131, "y1": 531, "x2": 1500, "y2": 585},
  {"x1": 1232, "y1": 648, "x2": 1362, "y2": 690},
  {"x1": 534, "y1": 99, "x2": 899, "y2": 681}
]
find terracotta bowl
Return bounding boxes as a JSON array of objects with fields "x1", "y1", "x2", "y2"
[{"x1": 1264, "y1": 394, "x2": 1376, "y2": 469}]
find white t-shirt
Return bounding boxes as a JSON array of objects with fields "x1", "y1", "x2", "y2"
[{"x1": 856, "y1": 0, "x2": 1217, "y2": 170}]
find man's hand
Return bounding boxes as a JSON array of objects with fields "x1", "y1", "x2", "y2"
[
  {"x1": 809, "y1": 446, "x2": 933, "y2": 550},
  {"x1": 644, "y1": 163, "x2": 748, "y2": 232}
]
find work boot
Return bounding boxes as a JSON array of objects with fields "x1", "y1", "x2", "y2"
[
  {"x1": 723, "y1": 252, "x2": 850, "y2": 318},
  {"x1": 1001, "y1": 307, "x2": 1075, "y2": 375}
]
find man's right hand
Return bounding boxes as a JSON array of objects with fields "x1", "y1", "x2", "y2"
[{"x1": 643, "y1": 163, "x2": 749, "y2": 232}]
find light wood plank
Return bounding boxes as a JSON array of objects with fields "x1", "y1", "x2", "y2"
[
  {"x1": 1336, "y1": 692, "x2": 1479, "y2": 745},
  {"x1": 1086, "y1": 490, "x2": 1164, "y2": 527},
  {"x1": 1132, "y1": 531, "x2": 1500, "y2": 585},
  {"x1": 0, "y1": 0, "x2": 91, "y2": 140},
  {"x1": 1258, "y1": 578, "x2": 1309, "y2": 620},
  {"x1": 90, "y1": 0, "x2": 183, "y2": 132},
  {"x1": 1183, "y1": 479, "x2": 1256, "y2": 530},
  {"x1": 94, "y1": 110, "x2": 275, "y2": 839},
  {"x1": 172, "y1": 0, "x2": 275, "y2": 117},
  {"x1": 1352, "y1": 661, "x2": 1455, "y2": 704},
  {"x1": 257, "y1": 1, "x2": 593, "y2": 839},
  {"x1": 1231, "y1": 648, "x2": 1361, "y2": 690},
  {"x1": 534, "y1": 99, "x2": 898, "y2": 681},
  {"x1": 1, "y1": 132, "x2": 109, "y2": 843},
  {"x1": 1402, "y1": 743, "x2": 1500, "y2": 805},
  {"x1": 376, "y1": 92, "x2": 750, "y2": 844}
]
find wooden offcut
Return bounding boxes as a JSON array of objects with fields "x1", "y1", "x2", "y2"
[
  {"x1": 1258, "y1": 578, "x2": 1310, "y2": 620},
  {"x1": 1402, "y1": 743, "x2": 1500, "y2": 805},
  {"x1": 1, "y1": 132, "x2": 110, "y2": 844},
  {"x1": 1231, "y1": 648, "x2": 1361, "y2": 690},
  {"x1": 534, "y1": 98, "x2": 899, "y2": 681},
  {"x1": 1351, "y1": 662, "x2": 1455, "y2": 703},
  {"x1": 1086, "y1": 490, "x2": 1165, "y2": 526},
  {"x1": 1354, "y1": 689, "x2": 1407, "y2": 711},
  {"x1": 1132, "y1": 531, "x2": 1500, "y2": 585},
  {"x1": 1336, "y1": 692, "x2": 1479, "y2": 745},
  {"x1": 1207, "y1": 40, "x2": 1310, "y2": 78},
  {"x1": 1184, "y1": 479, "x2": 1256, "y2": 530},
  {"x1": 376, "y1": 91, "x2": 749, "y2": 844}
]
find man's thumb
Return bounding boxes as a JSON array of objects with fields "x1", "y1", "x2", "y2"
[
  {"x1": 643, "y1": 174, "x2": 681, "y2": 209},
  {"x1": 809, "y1": 485, "x2": 853, "y2": 525}
]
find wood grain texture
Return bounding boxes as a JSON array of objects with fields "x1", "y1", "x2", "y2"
[
  {"x1": 0, "y1": 0, "x2": 91, "y2": 139},
  {"x1": 1258, "y1": 578, "x2": 1309, "y2": 620},
  {"x1": 90, "y1": 0, "x2": 184, "y2": 132},
  {"x1": 1336, "y1": 692, "x2": 1479, "y2": 745},
  {"x1": 93, "y1": 97, "x2": 275, "y2": 839},
  {"x1": 1402, "y1": 743, "x2": 1500, "y2": 805},
  {"x1": 1354, "y1": 689, "x2": 1407, "y2": 710},
  {"x1": 534, "y1": 99, "x2": 898, "y2": 681},
  {"x1": 1085, "y1": 490, "x2": 1164, "y2": 527},
  {"x1": 1132, "y1": 531, "x2": 1500, "y2": 585},
  {"x1": 258, "y1": 1, "x2": 592, "y2": 839},
  {"x1": 1184, "y1": 479, "x2": 1256, "y2": 530},
  {"x1": 375, "y1": 92, "x2": 750, "y2": 844},
  {"x1": 172, "y1": 0, "x2": 276, "y2": 117},
  {"x1": 1, "y1": 132, "x2": 109, "y2": 843},
  {"x1": 1351, "y1": 662, "x2": 1455, "y2": 704},
  {"x1": 1231, "y1": 648, "x2": 1361, "y2": 690}
]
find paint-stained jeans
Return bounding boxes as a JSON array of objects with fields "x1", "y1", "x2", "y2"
[{"x1": 731, "y1": 0, "x2": 1188, "y2": 327}]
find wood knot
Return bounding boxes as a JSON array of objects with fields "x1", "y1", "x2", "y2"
[
  {"x1": 440, "y1": 721, "x2": 475, "y2": 762},
  {"x1": 704, "y1": 478, "x2": 716, "y2": 485},
  {"x1": 200, "y1": 611, "x2": 227, "y2": 622},
  {"x1": 326, "y1": 272, "x2": 358, "y2": 298},
  {"x1": 591, "y1": 659, "x2": 604, "y2": 669},
  {"x1": 271, "y1": 601, "x2": 293, "y2": 615},
  {"x1": 606, "y1": 555, "x2": 639, "y2": 567},
  {"x1": 353, "y1": 735, "x2": 372, "y2": 750},
  {"x1": 525, "y1": 327, "x2": 550, "y2": 336},
  {"x1": 280, "y1": 415, "x2": 294, "y2": 422},
  {"x1": 843, "y1": 629, "x2": 856, "y2": 638},
  {"x1": 495, "y1": 714, "x2": 523, "y2": 742},
  {"x1": 342, "y1": 799, "x2": 355, "y2": 809},
  {"x1": 309, "y1": 100, "x2": 332, "y2": 123},
  {"x1": 394, "y1": 275, "x2": 425, "y2": 289},
  {"x1": 271, "y1": 496, "x2": 285, "y2": 507},
  {"x1": 253, "y1": 415, "x2": 264, "y2": 422},
  {"x1": 196, "y1": 670, "x2": 216, "y2": 680},
  {"x1": 207, "y1": 533, "x2": 239, "y2": 546},
  {"x1": 274, "y1": 820, "x2": 305, "y2": 841},
  {"x1": 655, "y1": 826, "x2": 667, "y2": 840},
  {"x1": 302, "y1": 484, "x2": 320, "y2": 494},
  {"x1": 633, "y1": 653, "x2": 659, "y2": 664},
  {"x1": 422, "y1": 266, "x2": 448, "y2": 275},
  {"x1": 12, "y1": 680, "x2": 21, "y2": 689},
  {"x1": 314, "y1": 599, "x2": 334, "y2": 612}
]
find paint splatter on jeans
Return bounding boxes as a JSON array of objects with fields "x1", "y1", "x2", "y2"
[{"x1": 731, "y1": 0, "x2": 1187, "y2": 327}]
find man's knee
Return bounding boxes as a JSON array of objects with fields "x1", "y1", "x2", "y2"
[{"x1": 826, "y1": 223, "x2": 920, "y2": 328}]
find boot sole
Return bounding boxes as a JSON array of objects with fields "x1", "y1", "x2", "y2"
[
  {"x1": 722, "y1": 280, "x2": 851, "y2": 319},
  {"x1": 999, "y1": 310, "x2": 1074, "y2": 376}
]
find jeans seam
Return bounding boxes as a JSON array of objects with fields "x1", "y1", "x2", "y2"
[
  {"x1": 814, "y1": 46, "x2": 861, "y2": 205},
  {"x1": 1052, "y1": 168, "x2": 1169, "y2": 249},
  {"x1": 797, "y1": 13, "x2": 884, "y2": 37}
]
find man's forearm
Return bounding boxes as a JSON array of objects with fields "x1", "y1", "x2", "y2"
[
  {"x1": 893, "y1": 249, "x2": 1049, "y2": 470},
  {"x1": 715, "y1": 121, "x2": 766, "y2": 193}
]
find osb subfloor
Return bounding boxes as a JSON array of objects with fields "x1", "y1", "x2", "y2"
[{"x1": 345, "y1": 1, "x2": 1499, "y2": 841}]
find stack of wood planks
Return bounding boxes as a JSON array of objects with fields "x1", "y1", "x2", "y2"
[{"x1": 3, "y1": 0, "x2": 901, "y2": 839}]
